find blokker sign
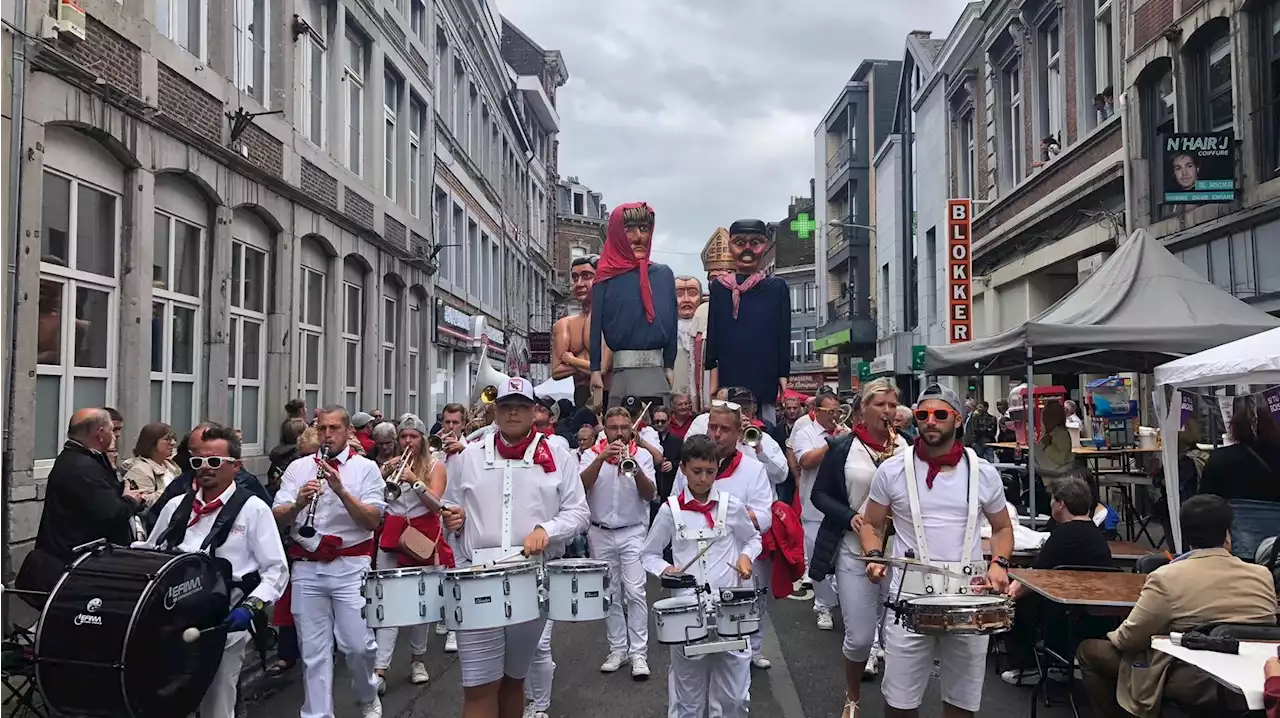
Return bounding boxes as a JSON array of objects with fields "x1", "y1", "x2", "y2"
[{"x1": 946, "y1": 199, "x2": 973, "y2": 344}]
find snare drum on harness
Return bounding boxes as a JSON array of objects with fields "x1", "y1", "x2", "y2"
[
  {"x1": 899, "y1": 594, "x2": 1013, "y2": 636},
  {"x1": 443, "y1": 561, "x2": 542, "y2": 631},
  {"x1": 361, "y1": 566, "x2": 445, "y2": 628},
  {"x1": 544, "y1": 559, "x2": 610, "y2": 622}
]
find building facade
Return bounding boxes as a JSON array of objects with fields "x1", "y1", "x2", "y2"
[
  {"x1": 770, "y1": 196, "x2": 834, "y2": 393},
  {"x1": 551, "y1": 177, "x2": 607, "y2": 316}
]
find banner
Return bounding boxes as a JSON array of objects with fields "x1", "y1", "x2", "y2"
[
  {"x1": 1262, "y1": 386, "x2": 1280, "y2": 423},
  {"x1": 1180, "y1": 392, "x2": 1195, "y2": 426},
  {"x1": 1161, "y1": 133, "x2": 1237, "y2": 204},
  {"x1": 946, "y1": 199, "x2": 973, "y2": 343}
]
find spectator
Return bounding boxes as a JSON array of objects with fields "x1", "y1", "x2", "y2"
[
  {"x1": 1036, "y1": 400, "x2": 1076, "y2": 475},
  {"x1": 104, "y1": 406, "x2": 124, "y2": 474},
  {"x1": 268, "y1": 418, "x2": 308, "y2": 499},
  {"x1": 1198, "y1": 397, "x2": 1280, "y2": 559},
  {"x1": 892, "y1": 405, "x2": 917, "y2": 444},
  {"x1": 965, "y1": 401, "x2": 998, "y2": 461},
  {"x1": 122, "y1": 422, "x2": 180, "y2": 507},
  {"x1": 284, "y1": 398, "x2": 307, "y2": 421},
  {"x1": 369, "y1": 421, "x2": 399, "y2": 465},
  {"x1": 351, "y1": 411, "x2": 376, "y2": 454}
]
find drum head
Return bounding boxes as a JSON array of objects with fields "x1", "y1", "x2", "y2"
[
  {"x1": 547, "y1": 559, "x2": 608, "y2": 572},
  {"x1": 909, "y1": 594, "x2": 1005, "y2": 606},
  {"x1": 654, "y1": 595, "x2": 699, "y2": 611}
]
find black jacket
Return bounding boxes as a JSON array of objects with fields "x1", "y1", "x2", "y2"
[
  {"x1": 770, "y1": 420, "x2": 796, "y2": 505},
  {"x1": 146, "y1": 465, "x2": 272, "y2": 531},
  {"x1": 808, "y1": 434, "x2": 857, "y2": 582},
  {"x1": 655, "y1": 430, "x2": 683, "y2": 500}
]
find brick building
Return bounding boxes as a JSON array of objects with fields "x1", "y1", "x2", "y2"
[
  {"x1": 768, "y1": 196, "x2": 834, "y2": 392},
  {"x1": 551, "y1": 177, "x2": 607, "y2": 316}
]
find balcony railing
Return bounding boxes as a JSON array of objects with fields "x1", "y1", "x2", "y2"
[{"x1": 826, "y1": 140, "x2": 854, "y2": 178}]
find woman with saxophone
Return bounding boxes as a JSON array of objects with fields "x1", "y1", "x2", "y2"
[
  {"x1": 373, "y1": 414, "x2": 455, "y2": 692},
  {"x1": 807, "y1": 378, "x2": 909, "y2": 718}
]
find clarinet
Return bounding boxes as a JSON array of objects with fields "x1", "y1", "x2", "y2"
[{"x1": 297, "y1": 446, "x2": 329, "y2": 538}]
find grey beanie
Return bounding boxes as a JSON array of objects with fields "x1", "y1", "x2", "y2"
[{"x1": 915, "y1": 383, "x2": 963, "y2": 415}]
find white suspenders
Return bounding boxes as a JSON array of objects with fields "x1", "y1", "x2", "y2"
[
  {"x1": 471, "y1": 432, "x2": 545, "y2": 565},
  {"x1": 666, "y1": 492, "x2": 729, "y2": 582},
  {"x1": 900, "y1": 448, "x2": 986, "y2": 595}
]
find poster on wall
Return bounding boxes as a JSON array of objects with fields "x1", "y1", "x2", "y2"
[{"x1": 1161, "y1": 133, "x2": 1237, "y2": 204}]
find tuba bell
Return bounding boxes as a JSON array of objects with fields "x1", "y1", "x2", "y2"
[
  {"x1": 472, "y1": 344, "x2": 512, "y2": 406},
  {"x1": 743, "y1": 425, "x2": 762, "y2": 448}
]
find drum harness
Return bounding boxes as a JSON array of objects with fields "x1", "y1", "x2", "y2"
[{"x1": 472, "y1": 431, "x2": 547, "y2": 569}]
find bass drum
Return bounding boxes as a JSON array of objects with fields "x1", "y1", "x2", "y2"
[{"x1": 35, "y1": 545, "x2": 231, "y2": 718}]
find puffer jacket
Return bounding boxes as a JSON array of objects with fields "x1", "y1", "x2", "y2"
[{"x1": 807, "y1": 434, "x2": 856, "y2": 582}]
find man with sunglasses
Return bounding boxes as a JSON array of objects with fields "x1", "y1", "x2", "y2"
[
  {"x1": 552, "y1": 254, "x2": 610, "y2": 408},
  {"x1": 141, "y1": 425, "x2": 288, "y2": 718},
  {"x1": 145, "y1": 423, "x2": 272, "y2": 532},
  {"x1": 705, "y1": 219, "x2": 790, "y2": 424},
  {"x1": 857, "y1": 384, "x2": 1014, "y2": 717}
]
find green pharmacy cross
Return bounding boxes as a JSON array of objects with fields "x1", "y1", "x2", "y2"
[{"x1": 790, "y1": 213, "x2": 818, "y2": 239}]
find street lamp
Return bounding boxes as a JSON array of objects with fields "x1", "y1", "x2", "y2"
[{"x1": 828, "y1": 219, "x2": 876, "y2": 234}]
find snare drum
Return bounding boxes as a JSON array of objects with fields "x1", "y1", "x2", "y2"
[
  {"x1": 714, "y1": 588, "x2": 761, "y2": 637},
  {"x1": 443, "y1": 562, "x2": 542, "y2": 631},
  {"x1": 545, "y1": 559, "x2": 610, "y2": 622},
  {"x1": 361, "y1": 566, "x2": 445, "y2": 628},
  {"x1": 900, "y1": 594, "x2": 1013, "y2": 636},
  {"x1": 652, "y1": 595, "x2": 707, "y2": 644}
]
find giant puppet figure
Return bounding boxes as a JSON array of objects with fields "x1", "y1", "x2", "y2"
[
  {"x1": 589, "y1": 202, "x2": 678, "y2": 408},
  {"x1": 705, "y1": 219, "x2": 790, "y2": 423},
  {"x1": 673, "y1": 227, "x2": 735, "y2": 412},
  {"x1": 551, "y1": 254, "x2": 610, "y2": 407}
]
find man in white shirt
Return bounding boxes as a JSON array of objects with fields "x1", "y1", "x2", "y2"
[
  {"x1": 581, "y1": 407, "x2": 658, "y2": 679},
  {"x1": 858, "y1": 384, "x2": 1014, "y2": 717},
  {"x1": 273, "y1": 406, "x2": 387, "y2": 718},
  {"x1": 790, "y1": 392, "x2": 843, "y2": 630},
  {"x1": 142, "y1": 424, "x2": 288, "y2": 718},
  {"x1": 685, "y1": 388, "x2": 787, "y2": 486}
]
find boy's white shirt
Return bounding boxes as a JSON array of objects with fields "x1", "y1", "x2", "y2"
[{"x1": 641, "y1": 491, "x2": 762, "y2": 591}]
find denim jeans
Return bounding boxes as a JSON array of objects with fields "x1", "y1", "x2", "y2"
[{"x1": 1227, "y1": 499, "x2": 1280, "y2": 561}]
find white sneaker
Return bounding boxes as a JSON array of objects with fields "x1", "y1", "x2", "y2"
[
  {"x1": 631, "y1": 655, "x2": 650, "y2": 680},
  {"x1": 1001, "y1": 668, "x2": 1040, "y2": 685},
  {"x1": 444, "y1": 631, "x2": 458, "y2": 653},
  {"x1": 410, "y1": 661, "x2": 429, "y2": 684},
  {"x1": 862, "y1": 651, "x2": 880, "y2": 678},
  {"x1": 360, "y1": 697, "x2": 383, "y2": 717},
  {"x1": 522, "y1": 707, "x2": 549, "y2": 718},
  {"x1": 816, "y1": 609, "x2": 834, "y2": 630},
  {"x1": 435, "y1": 622, "x2": 448, "y2": 635},
  {"x1": 375, "y1": 673, "x2": 387, "y2": 695},
  {"x1": 751, "y1": 655, "x2": 772, "y2": 669},
  {"x1": 600, "y1": 652, "x2": 628, "y2": 673}
]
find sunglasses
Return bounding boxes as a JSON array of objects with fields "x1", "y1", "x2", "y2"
[
  {"x1": 189, "y1": 456, "x2": 238, "y2": 470},
  {"x1": 914, "y1": 409, "x2": 956, "y2": 423},
  {"x1": 711, "y1": 400, "x2": 742, "y2": 411}
]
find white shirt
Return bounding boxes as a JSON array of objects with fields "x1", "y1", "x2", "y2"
[
  {"x1": 672, "y1": 451, "x2": 774, "y2": 534},
  {"x1": 385, "y1": 456, "x2": 438, "y2": 520},
  {"x1": 595, "y1": 425, "x2": 660, "y2": 449},
  {"x1": 790, "y1": 418, "x2": 832, "y2": 522},
  {"x1": 141, "y1": 482, "x2": 289, "y2": 605},
  {"x1": 683, "y1": 415, "x2": 788, "y2": 488},
  {"x1": 867, "y1": 452, "x2": 1005, "y2": 596},
  {"x1": 541, "y1": 432, "x2": 571, "y2": 453},
  {"x1": 273, "y1": 447, "x2": 387, "y2": 577},
  {"x1": 443, "y1": 434, "x2": 590, "y2": 565},
  {"x1": 641, "y1": 492, "x2": 762, "y2": 591},
  {"x1": 839, "y1": 435, "x2": 909, "y2": 554},
  {"x1": 580, "y1": 446, "x2": 654, "y2": 529}
]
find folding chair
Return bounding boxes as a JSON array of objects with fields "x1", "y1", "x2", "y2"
[
  {"x1": 2, "y1": 626, "x2": 48, "y2": 718},
  {"x1": 1030, "y1": 565, "x2": 1127, "y2": 718}
]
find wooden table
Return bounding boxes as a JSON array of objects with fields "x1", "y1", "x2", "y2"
[
  {"x1": 982, "y1": 539, "x2": 1155, "y2": 566},
  {"x1": 1009, "y1": 569, "x2": 1146, "y2": 607},
  {"x1": 1152, "y1": 636, "x2": 1278, "y2": 711}
]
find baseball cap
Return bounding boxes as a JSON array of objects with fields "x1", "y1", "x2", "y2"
[
  {"x1": 495, "y1": 377, "x2": 536, "y2": 404},
  {"x1": 915, "y1": 383, "x2": 963, "y2": 415},
  {"x1": 352, "y1": 411, "x2": 374, "y2": 429},
  {"x1": 726, "y1": 386, "x2": 756, "y2": 405}
]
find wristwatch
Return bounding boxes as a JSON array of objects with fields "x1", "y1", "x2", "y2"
[
  {"x1": 990, "y1": 556, "x2": 1011, "y2": 570},
  {"x1": 865, "y1": 549, "x2": 885, "y2": 559},
  {"x1": 243, "y1": 597, "x2": 266, "y2": 613}
]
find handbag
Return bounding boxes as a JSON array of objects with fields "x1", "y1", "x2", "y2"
[{"x1": 397, "y1": 522, "x2": 440, "y2": 565}]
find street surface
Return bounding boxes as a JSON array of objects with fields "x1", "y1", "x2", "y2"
[{"x1": 244, "y1": 577, "x2": 1078, "y2": 717}]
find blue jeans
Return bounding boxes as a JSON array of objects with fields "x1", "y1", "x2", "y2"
[{"x1": 1227, "y1": 499, "x2": 1280, "y2": 561}]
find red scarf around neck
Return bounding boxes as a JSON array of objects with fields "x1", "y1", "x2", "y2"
[
  {"x1": 914, "y1": 440, "x2": 965, "y2": 489},
  {"x1": 678, "y1": 490, "x2": 717, "y2": 527},
  {"x1": 593, "y1": 202, "x2": 656, "y2": 323},
  {"x1": 716, "y1": 272, "x2": 767, "y2": 320},
  {"x1": 852, "y1": 422, "x2": 888, "y2": 453},
  {"x1": 495, "y1": 431, "x2": 558, "y2": 473},
  {"x1": 592, "y1": 438, "x2": 636, "y2": 465},
  {"x1": 717, "y1": 450, "x2": 743, "y2": 479},
  {"x1": 188, "y1": 495, "x2": 224, "y2": 527}
]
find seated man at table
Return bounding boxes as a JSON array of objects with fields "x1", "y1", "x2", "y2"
[
  {"x1": 1077, "y1": 494, "x2": 1277, "y2": 718},
  {"x1": 1001, "y1": 476, "x2": 1113, "y2": 685}
]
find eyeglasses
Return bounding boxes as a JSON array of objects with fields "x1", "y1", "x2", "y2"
[
  {"x1": 189, "y1": 456, "x2": 238, "y2": 470},
  {"x1": 913, "y1": 409, "x2": 956, "y2": 423},
  {"x1": 711, "y1": 400, "x2": 742, "y2": 411}
]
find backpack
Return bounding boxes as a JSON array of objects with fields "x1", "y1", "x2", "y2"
[{"x1": 155, "y1": 486, "x2": 263, "y2": 598}]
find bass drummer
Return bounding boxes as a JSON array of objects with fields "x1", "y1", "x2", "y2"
[
  {"x1": 139, "y1": 424, "x2": 288, "y2": 718},
  {"x1": 857, "y1": 384, "x2": 1013, "y2": 718},
  {"x1": 441, "y1": 376, "x2": 589, "y2": 718}
]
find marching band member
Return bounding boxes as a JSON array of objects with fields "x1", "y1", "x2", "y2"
[
  {"x1": 685, "y1": 388, "x2": 788, "y2": 486},
  {"x1": 580, "y1": 406, "x2": 657, "y2": 679},
  {"x1": 373, "y1": 414, "x2": 454, "y2": 692},
  {"x1": 808, "y1": 379, "x2": 909, "y2": 716},
  {"x1": 858, "y1": 384, "x2": 1013, "y2": 717},
  {"x1": 641, "y1": 435, "x2": 761, "y2": 718},
  {"x1": 671, "y1": 402, "x2": 775, "y2": 538},
  {"x1": 273, "y1": 406, "x2": 387, "y2": 718},
  {"x1": 533, "y1": 401, "x2": 572, "y2": 452},
  {"x1": 441, "y1": 377, "x2": 590, "y2": 718},
  {"x1": 790, "y1": 392, "x2": 845, "y2": 631},
  {"x1": 140, "y1": 424, "x2": 288, "y2": 718}
]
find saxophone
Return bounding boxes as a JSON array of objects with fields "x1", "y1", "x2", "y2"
[{"x1": 872, "y1": 415, "x2": 899, "y2": 465}]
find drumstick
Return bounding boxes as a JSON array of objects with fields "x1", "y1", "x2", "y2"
[
  {"x1": 677, "y1": 535, "x2": 725, "y2": 574},
  {"x1": 494, "y1": 550, "x2": 528, "y2": 564},
  {"x1": 181, "y1": 626, "x2": 220, "y2": 643}
]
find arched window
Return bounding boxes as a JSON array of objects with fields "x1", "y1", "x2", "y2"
[
  {"x1": 407, "y1": 288, "x2": 425, "y2": 417},
  {"x1": 151, "y1": 175, "x2": 208, "y2": 437},
  {"x1": 342, "y1": 257, "x2": 366, "y2": 412},
  {"x1": 1185, "y1": 19, "x2": 1234, "y2": 133},
  {"x1": 229, "y1": 210, "x2": 271, "y2": 451},
  {"x1": 1140, "y1": 59, "x2": 1176, "y2": 220},
  {"x1": 381, "y1": 276, "x2": 402, "y2": 415},
  {"x1": 298, "y1": 237, "x2": 330, "y2": 412}
]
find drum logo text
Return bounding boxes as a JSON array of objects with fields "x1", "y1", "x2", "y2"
[
  {"x1": 73, "y1": 613, "x2": 102, "y2": 626},
  {"x1": 585, "y1": 591, "x2": 599, "y2": 598},
  {"x1": 474, "y1": 596, "x2": 492, "y2": 605},
  {"x1": 165, "y1": 577, "x2": 204, "y2": 610}
]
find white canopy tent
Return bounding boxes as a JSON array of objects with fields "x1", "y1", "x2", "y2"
[{"x1": 1152, "y1": 327, "x2": 1280, "y2": 551}]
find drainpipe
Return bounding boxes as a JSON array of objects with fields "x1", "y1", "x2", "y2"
[{"x1": 4, "y1": 0, "x2": 31, "y2": 524}]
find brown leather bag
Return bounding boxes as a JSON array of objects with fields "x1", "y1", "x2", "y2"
[{"x1": 397, "y1": 524, "x2": 439, "y2": 565}]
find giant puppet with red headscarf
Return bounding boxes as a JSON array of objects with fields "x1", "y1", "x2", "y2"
[{"x1": 589, "y1": 202, "x2": 678, "y2": 409}]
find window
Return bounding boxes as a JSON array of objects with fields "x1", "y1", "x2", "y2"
[
  {"x1": 790, "y1": 284, "x2": 803, "y2": 314},
  {"x1": 345, "y1": 29, "x2": 366, "y2": 176},
  {"x1": 407, "y1": 296, "x2": 421, "y2": 415},
  {"x1": 151, "y1": 211, "x2": 202, "y2": 437},
  {"x1": 1179, "y1": 243, "x2": 1209, "y2": 280},
  {"x1": 342, "y1": 282, "x2": 363, "y2": 411},
  {"x1": 298, "y1": 267, "x2": 325, "y2": 412},
  {"x1": 453, "y1": 60, "x2": 466, "y2": 134},
  {"x1": 1144, "y1": 64, "x2": 1176, "y2": 219},
  {"x1": 434, "y1": 189, "x2": 449, "y2": 280},
  {"x1": 384, "y1": 71, "x2": 399, "y2": 201},
  {"x1": 960, "y1": 110, "x2": 976, "y2": 198},
  {"x1": 925, "y1": 227, "x2": 938, "y2": 322},
  {"x1": 1260, "y1": 3, "x2": 1280, "y2": 178},
  {"x1": 1095, "y1": 0, "x2": 1115, "y2": 93},
  {"x1": 411, "y1": 0, "x2": 425, "y2": 41},
  {"x1": 228, "y1": 240, "x2": 267, "y2": 447},
  {"x1": 1258, "y1": 221, "x2": 1280, "y2": 293},
  {"x1": 790, "y1": 328, "x2": 802, "y2": 363},
  {"x1": 806, "y1": 282, "x2": 817, "y2": 312},
  {"x1": 468, "y1": 220, "x2": 480, "y2": 298},
  {"x1": 382, "y1": 295, "x2": 397, "y2": 414},
  {"x1": 453, "y1": 205, "x2": 466, "y2": 284},
  {"x1": 1208, "y1": 236, "x2": 1231, "y2": 292},
  {"x1": 573, "y1": 191, "x2": 584, "y2": 215},
  {"x1": 433, "y1": 348, "x2": 451, "y2": 412},
  {"x1": 232, "y1": 0, "x2": 268, "y2": 103},
  {"x1": 804, "y1": 328, "x2": 815, "y2": 363},
  {"x1": 409, "y1": 99, "x2": 422, "y2": 217},
  {"x1": 1230, "y1": 231, "x2": 1256, "y2": 299},
  {"x1": 435, "y1": 34, "x2": 451, "y2": 121},
  {"x1": 298, "y1": 0, "x2": 326, "y2": 147},
  {"x1": 1003, "y1": 62, "x2": 1024, "y2": 186},
  {"x1": 36, "y1": 171, "x2": 119, "y2": 462},
  {"x1": 480, "y1": 234, "x2": 491, "y2": 306},
  {"x1": 1203, "y1": 33, "x2": 1234, "y2": 133},
  {"x1": 1041, "y1": 18, "x2": 1064, "y2": 143},
  {"x1": 156, "y1": 0, "x2": 206, "y2": 59}
]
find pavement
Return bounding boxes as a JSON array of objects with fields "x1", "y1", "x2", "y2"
[{"x1": 243, "y1": 577, "x2": 1081, "y2": 717}]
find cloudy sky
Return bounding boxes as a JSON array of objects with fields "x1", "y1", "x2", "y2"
[{"x1": 496, "y1": 0, "x2": 970, "y2": 278}]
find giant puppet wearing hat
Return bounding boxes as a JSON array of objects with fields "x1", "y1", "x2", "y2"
[
  {"x1": 672, "y1": 227, "x2": 734, "y2": 412},
  {"x1": 705, "y1": 219, "x2": 790, "y2": 423},
  {"x1": 589, "y1": 202, "x2": 678, "y2": 408}
]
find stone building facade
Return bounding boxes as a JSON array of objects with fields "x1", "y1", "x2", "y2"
[{"x1": 551, "y1": 177, "x2": 606, "y2": 316}]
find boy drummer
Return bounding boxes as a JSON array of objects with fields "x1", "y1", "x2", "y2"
[{"x1": 641, "y1": 435, "x2": 760, "y2": 718}]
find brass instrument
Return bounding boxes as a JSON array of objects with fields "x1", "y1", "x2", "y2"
[
  {"x1": 743, "y1": 425, "x2": 763, "y2": 448},
  {"x1": 870, "y1": 415, "x2": 899, "y2": 465},
  {"x1": 619, "y1": 456, "x2": 639, "y2": 478},
  {"x1": 298, "y1": 446, "x2": 329, "y2": 538},
  {"x1": 427, "y1": 434, "x2": 444, "y2": 452},
  {"x1": 384, "y1": 446, "x2": 413, "y2": 501},
  {"x1": 473, "y1": 344, "x2": 512, "y2": 406}
]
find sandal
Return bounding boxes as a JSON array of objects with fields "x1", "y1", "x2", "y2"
[
  {"x1": 841, "y1": 697, "x2": 860, "y2": 718},
  {"x1": 265, "y1": 659, "x2": 295, "y2": 677}
]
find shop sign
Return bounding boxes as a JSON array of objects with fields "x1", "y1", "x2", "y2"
[
  {"x1": 788, "y1": 372, "x2": 827, "y2": 393},
  {"x1": 1161, "y1": 133, "x2": 1237, "y2": 204},
  {"x1": 911, "y1": 344, "x2": 926, "y2": 372},
  {"x1": 435, "y1": 300, "x2": 473, "y2": 343},
  {"x1": 529, "y1": 332, "x2": 552, "y2": 364},
  {"x1": 869, "y1": 354, "x2": 894, "y2": 376},
  {"x1": 472, "y1": 316, "x2": 505, "y2": 354},
  {"x1": 946, "y1": 199, "x2": 973, "y2": 344}
]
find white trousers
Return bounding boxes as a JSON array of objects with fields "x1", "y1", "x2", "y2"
[
  {"x1": 292, "y1": 568, "x2": 380, "y2": 718},
  {"x1": 666, "y1": 647, "x2": 751, "y2": 718},
  {"x1": 588, "y1": 523, "x2": 649, "y2": 657},
  {"x1": 880, "y1": 620, "x2": 988, "y2": 712},
  {"x1": 198, "y1": 632, "x2": 250, "y2": 718},
  {"x1": 747, "y1": 557, "x2": 772, "y2": 658},
  {"x1": 801, "y1": 519, "x2": 837, "y2": 612},
  {"x1": 523, "y1": 619, "x2": 555, "y2": 711},
  {"x1": 834, "y1": 546, "x2": 887, "y2": 662},
  {"x1": 372, "y1": 549, "x2": 430, "y2": 670},
  {"x1": 456, "y1": 616, "x2": 547, "y2": 688}
]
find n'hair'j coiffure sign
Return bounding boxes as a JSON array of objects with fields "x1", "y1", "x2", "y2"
[{"x1": 1162, "y1": 133, "x2": 1237, "y2": 204}]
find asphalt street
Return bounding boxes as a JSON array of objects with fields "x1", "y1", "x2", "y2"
[{"x1": 243, "y1": 577, "x2": 1080, "y2": 717}]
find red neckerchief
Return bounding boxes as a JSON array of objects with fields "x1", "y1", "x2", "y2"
[
  {"x1": 717, "y1": 450, "x2": 743, "y2": 480},
  {"x1": 592, "y1": 438, "x2": 636, "y2": 465},
  {"x1": 915, "y1": 440, "x2": 965, "y2": 489},
  {"x1": 678, "y1": 490, "x2": 717, "y2": 528},
  {"x1": 852, "y1": 423, "x2": 887, "y2": 453},
  {"x1": 188, "y1": 495, "x2": 223, "y2": 527},
  {"x1": 716, "y1": 271, "x2": 767, "y2": 319},
  {"x1": 668, "y1": 415, "x2": 692, "y2": 439},
  {"x1": 592, "y1": 202, "x2": 656, "y2": 323},
  {"x1": 496, "y1": 431, "x2": 558, "y2": 473}
]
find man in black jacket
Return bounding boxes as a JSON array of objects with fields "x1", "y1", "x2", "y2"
[
  {"x1": 648, "y1": 406, "x2": 682, "y2": 525},
  {"x1": 17, "y1": 408, "x2": 149, "y2": 598},
  {"x1": 147, "y1": 422, "x2": 271, "y2": 531}
]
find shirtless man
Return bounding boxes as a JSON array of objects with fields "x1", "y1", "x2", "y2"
[{"x1": 553, "y1": 255, "x2": 611, "y2": 408}]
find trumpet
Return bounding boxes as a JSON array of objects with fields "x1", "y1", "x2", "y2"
[
  {"x1": 743, "y1": 425, "x2": 763, "y2": 448},
  {"x1": 619, "y1": 456, "x2": 639, "y2": 478},
  {"x1": 298, "y1": 446, "x2": 330, "y2": 538},
  {"x1": 427, "y1": 434, "x2": 444, "y2": 451},
  {"x1": 384, "y1": 447, "x2": 414, "y2": 501}
]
